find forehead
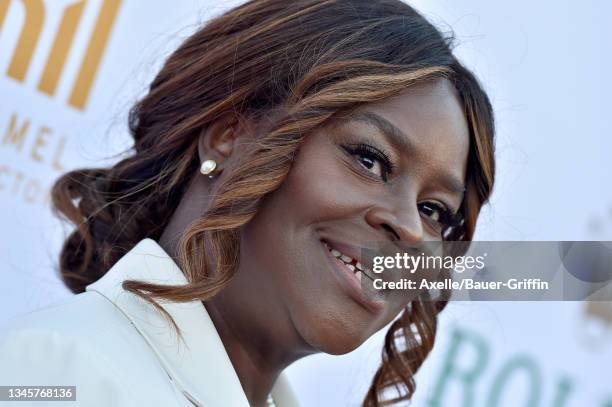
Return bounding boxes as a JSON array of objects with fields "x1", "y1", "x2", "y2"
[{"x1": 348, "y1": 78, "x2": 470, "y2": 180}]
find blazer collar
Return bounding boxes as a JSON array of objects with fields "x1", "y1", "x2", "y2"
[{"x1": 86, "y1": 239, "x2": 298, "y2": 407}]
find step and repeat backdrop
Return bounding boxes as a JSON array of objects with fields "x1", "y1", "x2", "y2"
[{"x1": 1, "y1": 1, "x2": 610, "y2": 406}]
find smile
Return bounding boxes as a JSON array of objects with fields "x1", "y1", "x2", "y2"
[
  {"x1": 321, "y1": 239, "x2": 383, "y2": 313},
  {"x1": 325, "y1": 243, "x2": 367, "y2": 281}
]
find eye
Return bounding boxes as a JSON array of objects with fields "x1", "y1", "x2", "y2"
[
  {"x1": 418, "y1": 201, "x2": 461, "y2": 235},
  {"x1": 419, "y1": 202, "x2": 445, "y2": 222},
  {"x1": 342, "y1": 143, "x2": 394, "y2": 181}
]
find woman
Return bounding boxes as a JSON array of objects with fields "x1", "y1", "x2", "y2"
[{"x1": 0, "y1": 0, "x2": 495, "y2": 406}]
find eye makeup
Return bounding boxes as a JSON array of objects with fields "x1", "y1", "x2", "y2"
[
  {"x1": 340, "y1": 142, "x2": 395, "y2": 181},
  {"x1": 332, "y1": 122, "x2": 465, "y2": 239}
]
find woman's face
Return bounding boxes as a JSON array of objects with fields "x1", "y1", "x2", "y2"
[{"x1": 240, "y1": 79, "x2": 470, "y2": 354}]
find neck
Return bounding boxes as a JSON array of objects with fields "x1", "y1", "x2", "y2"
[{"x1": 203, "y1": 272, "x2": 313, "y2": 407}]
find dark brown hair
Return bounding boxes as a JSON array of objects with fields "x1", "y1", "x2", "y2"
[{"x1": 51, "y1": 1, "x2": 495, "y2": 405}]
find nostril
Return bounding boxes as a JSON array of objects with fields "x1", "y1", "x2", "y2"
[{"x1": 381, "y1": 223, "x2": 400, "y2": 241}]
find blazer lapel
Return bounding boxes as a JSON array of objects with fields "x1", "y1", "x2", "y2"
[{"x1": 86, "y1": 238, "x2": 298, "y2": 407}]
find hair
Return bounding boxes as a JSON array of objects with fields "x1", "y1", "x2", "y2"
[{"x1": 51, "y1": 0, "x2": 495, "y2": 405}]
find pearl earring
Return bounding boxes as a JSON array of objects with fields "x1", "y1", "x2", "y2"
[{"x1": 200, "y1": 159, "x2": 217, "y2": 178}]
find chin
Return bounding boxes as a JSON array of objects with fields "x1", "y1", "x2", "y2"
[
  {"x1": 319, "y1": 340, "x2": 363, "y2": 356},
  {"x1": 300, "y1": 314, "x2": 371, "y2": 355}
]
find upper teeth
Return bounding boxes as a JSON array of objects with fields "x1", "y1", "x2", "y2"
[{"x1": 325, "y1": 243, "x2": 365, "y2": 272}]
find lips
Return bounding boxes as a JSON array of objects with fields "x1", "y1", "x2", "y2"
[
  {"x1": 322, "y1": 241, "x2": 368, "y2": 282},
  {"x1": 320, "y1": 238, "x2": 383, "y2": 313}
]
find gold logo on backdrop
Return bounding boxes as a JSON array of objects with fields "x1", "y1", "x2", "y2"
[{"x1": 0, "y1": 0, "x2": 121, "y2": 110}]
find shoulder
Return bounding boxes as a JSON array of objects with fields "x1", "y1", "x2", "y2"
[{"x1": 0, "y1": 292, "x2": 184, "y2": 406}]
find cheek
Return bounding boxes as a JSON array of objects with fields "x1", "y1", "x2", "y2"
[
  {"x1": 278, "y1": 134, "x2": 372, "y2": 225},
  {"x1": 282, "y1": 147, "x2": 337, "y2": 220},
  {"x1": 238, "y1": 134, "x2": 343, "y2": 285}
]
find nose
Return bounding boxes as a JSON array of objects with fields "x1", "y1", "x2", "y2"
[{"x1": 365, "y1": 201, "x2": 424, "y2": 244}]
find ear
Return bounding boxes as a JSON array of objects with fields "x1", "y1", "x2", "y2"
[{"x1": 197, "y1": 113, "x2": 242, "y2": 168}]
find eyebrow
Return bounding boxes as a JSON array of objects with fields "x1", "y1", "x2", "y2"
[{"x1": 344, "y1": 111, "x2": 467, "y2": 196}]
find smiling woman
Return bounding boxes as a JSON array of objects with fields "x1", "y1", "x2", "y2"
[{"x1": 0, "y1": 1, "x2": 495, "y2": 406}]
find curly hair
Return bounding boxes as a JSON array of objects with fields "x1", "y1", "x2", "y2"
[{"x1": 51, "y1": 1, "x2": 495, "y2": 405}]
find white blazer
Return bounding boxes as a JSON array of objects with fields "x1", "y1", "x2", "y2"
[{"x1": 0, "y1": 239, "x2": 299, "y2": 407}]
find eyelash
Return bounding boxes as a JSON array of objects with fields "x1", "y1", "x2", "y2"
[
  {"x1": 418, "y1": 201, "x2": 462, "y2": 232},
  {"x1": 341, "y1": 142, "x2": 395, "y2": 181},
  {"x1": 341, "y1": 141, "x2": 463, "y2": 236},
  {"x1": 419, "y1": 201, "x2": 464, "y2": 240}
]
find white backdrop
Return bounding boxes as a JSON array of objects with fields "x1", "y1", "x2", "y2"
[{"x1": 1, "y1": 1, "x2": 611, "y2": 406}]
